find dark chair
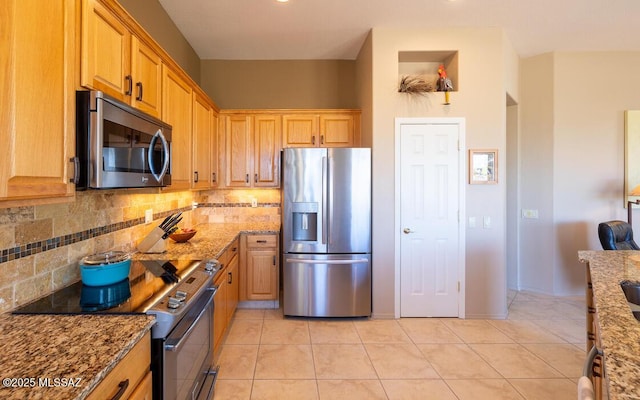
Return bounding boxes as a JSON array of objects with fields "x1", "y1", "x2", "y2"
[{"x1": 598, "y1": 220, "x2": 640, "y2": 250}]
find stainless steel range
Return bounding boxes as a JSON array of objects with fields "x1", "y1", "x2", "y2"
[{"x1": 13, "y1": 258, "x2": 222, "y2": 400}]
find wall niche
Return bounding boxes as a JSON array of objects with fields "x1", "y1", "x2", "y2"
[{"x1": 398, "y1": 51, "x2": 459, "y2": 93}]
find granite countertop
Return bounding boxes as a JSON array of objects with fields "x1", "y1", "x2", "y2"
[
  {"x1": 0, "y1": 222, "x2": 280, "y2": 400},
  {"x1": 134, "y1": 221, "x2": 281, "y2": 261},
  {"x1": 0, "y1": 314, "x2": 155, "y2": 400},
  {"x1": 578, "y1": 250, "x2": 640, "y2": 398}
]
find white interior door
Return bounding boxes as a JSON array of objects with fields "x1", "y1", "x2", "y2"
[{"x1": 398, "y1": 119, "x2": 464, "y2": 317}]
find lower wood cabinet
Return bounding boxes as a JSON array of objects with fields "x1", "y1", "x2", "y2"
[
  {"x1": 87, "y1": 331, "x2": 151, "y2": 400},
  {"x1": 240, "y1": 233, "x2": 279, "y2": 301},
  {"x1": 213, "y1": 238, "x2": 239, "y2": 355}
]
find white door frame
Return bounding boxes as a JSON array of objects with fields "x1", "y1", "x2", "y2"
[{"x1": 394, "y1": 117, "x2": 466, "y2": 319}]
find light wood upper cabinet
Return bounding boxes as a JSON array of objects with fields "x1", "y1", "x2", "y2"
[
  {"x1": 81, "y1": 0, "x2": 162, "y2": 118},
  {"x1": 224, "y1": 114, "x2": 282, "y2": 187},
  {"x1": 223, "y1": 114, "x2": 281, "y2": 188},
  {"x1": 283, "y1": 111, "x2": 360, "y2": 148},
  {"x1": 130, "y1": 36, "x2": 162, "y2": 117},
  {"x1": 282, "y1": 115, "x2": 319, "y2": 147},
  {"x1": 81, "y1": 0, "x2": 130, "y2": 102},
  {"x1": 0, "y1": 0, "x2": 75, "y2": 202},
  {"x1": 320, "y1": 114, "x2": 356, "y2": 147},
  {"x1": 253, "y1": 115, "x2": 281, "y2": 187},
  {"x1": 192, "y1": 92, "x2": 215, "y2": 190},
  {"x1": 211, "y1": 112, "x2": 220, "y2": 187},
  {"x1": 161, "y1": 65, "x2": 192, "y2": 191}
]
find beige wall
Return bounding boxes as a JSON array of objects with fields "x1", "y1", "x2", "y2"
[
  {"x1": 367, "y1": 27, "x2": 512, "y2": 319},
  {"x1": 518, "y1": 52, "x2": 640, "y2": 296},
  {"x1": 519, "y1": 54, "x2": 555, "y2": 294},
  {"x1": 118, "y1": 0, "x2": 201, "y2": 82},
  {"x1": 199, "y1": 60, "x2": 357, "y2": 109},
  {"x1": 355, "y1": 31, "x2": 374, "y2": 148}
]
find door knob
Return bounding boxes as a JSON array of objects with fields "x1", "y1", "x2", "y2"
[{"x1": 403, "y1": 228, "x2": 413, "y2": 234}]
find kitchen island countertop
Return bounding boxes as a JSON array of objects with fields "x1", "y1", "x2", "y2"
[
  {"x1": 578, "y1": 250, "x2": 640, "y2": 399},
  {"x1": 0, "y1": 314, "x2": 155, "y2": 400},
  {"x1": 0, "y1": 221, "x2": 280, "y2": 399}
]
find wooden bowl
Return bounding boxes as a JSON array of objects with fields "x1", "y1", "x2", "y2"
[{"x1": 169, "y1": 229, "x2": 197, "y2": 243}]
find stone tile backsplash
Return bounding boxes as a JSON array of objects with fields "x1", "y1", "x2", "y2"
[{"x1": 0, "y1": 188, "x2": 281, "y2": 312}]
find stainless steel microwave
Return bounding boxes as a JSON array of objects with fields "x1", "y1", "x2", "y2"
[{"x1": 74, "y1": 91, "x2": 172, "y2": 190}]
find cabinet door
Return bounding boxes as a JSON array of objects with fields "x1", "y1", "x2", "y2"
[
  {"x1": 211, "y1": 112, "x2": 220, "y2": 187},
  {"x1": 161, "y1": 66, "x2": 192, "y2": 190},
  {"x1": 253, "y1": 115, "x2": 281, "y2": 187},
  {"x1": 320, "y1": 114, "x2": 354, "y2": 147},
  {"x1": 192, "y1": 92, "x2": 213, "y2": 190},
  {"x1": 246, "y1": 248, "x2": 278, "y2": 300},
  {"x1": 131, "y1": 36, "x2": 162, "y2": 118},
  {"x1": 226, "y1": 255, "x2": 239, "y2": 322},
  {"x1": 213, "y1": 273, "x2": 228, "y2": 353},
  {"x1": 128, "y1": 371, "x2": 152, "y2": 400},
  {"x1": 0, "y1": 0, "x2": 75, "y2": 201},
  {"x1": 282, "y1": 115, "x2": 319, "y2": 147},
  {"x1": 225, "y1": 116, "x2": 252, "y2": 187},
  {"x1": 81, "y1": 0, "x2": 131, "y2": 102}
]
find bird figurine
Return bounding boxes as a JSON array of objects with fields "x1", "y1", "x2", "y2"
[{"x1": 436, "y1": 64, "x2": 453, "y2": 104}]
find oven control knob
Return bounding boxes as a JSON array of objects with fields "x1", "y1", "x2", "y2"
[
  {"x1": 175, "y1": 290, "x2": 187, "y2": 301},
  {"x1": 167, "y1": 297, "x2": 181, "y2": 309},
  {"x1": 204, "y1": 260, "x2": 219, "y2": 272}
]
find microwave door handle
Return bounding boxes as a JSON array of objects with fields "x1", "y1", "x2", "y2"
[{"x1": 148, "y1": 129, "x2": 170, "y2": 182}]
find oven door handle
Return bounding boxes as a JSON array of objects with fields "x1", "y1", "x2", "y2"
[
  {"x1": 164, "y1": 287, "x2": 216, "y2": 352},
  {"x1": 148, "y1": 129, "x2": 170, "y2": 183}
]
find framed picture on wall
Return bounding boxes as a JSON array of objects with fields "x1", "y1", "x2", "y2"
[{"x1": 469, "y1": 149, "x2": 498, "y2": 184}]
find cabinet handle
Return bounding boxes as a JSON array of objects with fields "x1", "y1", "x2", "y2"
[
  {"x1": 232, "y1": 247, "x2": 237, "y2": 252},
  {"x1": 136, "y1": 82, "x2": 143, "y2": 101},
  {"x1": 321, "y1": 135, "x2": 324, "y2": 145},
  {"x1": 109, "y1": 379, "x2": 129, "y2": 400},
  {"x1": 194, "y1": 171, "x2": 199, "y2": 183},
  {"x1": 245, "y1": 174, "x2": 249, "y2": 183},
  {"x1": 228, "y1": 271, "x2": 232, "y2": 284},
  {"x1": 125, "y1": 75, "x2": 132, "y2": 95},
  {"x1": 69, "y1": 157, "x2": 79, "y2": 184},
  {"x1": 257, "y1": 240, "x2": 267, "y2": 243},
  {"x1": 273, "y1": 255, "x2": 276, "y2": 265},
  {"x1": 212, "y1": 172, "x2": 216, "y2": 182},
  {"x1": 254, "y1": 173, "x2": 258, "y2": 183},
  {"x1": 312, "y1": 135, "x2": 316, "y2": 145}
]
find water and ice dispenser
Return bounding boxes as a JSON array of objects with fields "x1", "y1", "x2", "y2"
[{"x1": 291, "y1": 202, "x2": 318, "y2": 241}]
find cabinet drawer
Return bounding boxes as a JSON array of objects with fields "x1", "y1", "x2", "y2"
[
  {"x1": 246, "y1": 234, "x2": 277, "y2": 248},
  {"x1": 226, "y1": 238, "x2": 240, "y2": 259},
  {"x1": 87, "y1": 331, "x2": 151, "y2": 400}
]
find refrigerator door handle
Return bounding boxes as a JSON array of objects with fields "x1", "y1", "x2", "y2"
[
  {"x1": 285, "y1": 258, "x2": 369, "y2": 264},
  {"x1": 322, "y1": 156, "x2": 328, "y2": 244}
]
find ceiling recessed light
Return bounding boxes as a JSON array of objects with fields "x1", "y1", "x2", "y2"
[{"x1": 277, "y1": 0, "x2": 289, "y2": 3}]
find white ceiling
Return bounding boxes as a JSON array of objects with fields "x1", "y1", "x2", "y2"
[{"x1": 157, "y1": 0, "x2": 640, "y2": 60}]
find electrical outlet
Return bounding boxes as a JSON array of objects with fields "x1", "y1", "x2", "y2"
[
  {"x1": 145, "y1": 209, "x2": 153, "y2": 224},
  {"x1": 522, "y1": 209, "x2": 539, "y2": 219},
  {"x1": 251, "y1": 198, "x2": 258, "y2": 208},
  {"x1": 192, "y1": 201, "x2": 198, "y2": 210},
  {"x1": 468, "y1": 217, "x2": 476, "y2": 228}
]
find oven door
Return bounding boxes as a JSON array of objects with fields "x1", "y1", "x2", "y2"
[{"x1": 163, "y1": 286, "x2": 217, "y2": 400}]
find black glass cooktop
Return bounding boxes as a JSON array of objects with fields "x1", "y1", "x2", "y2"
[{"x1": 13, "y1": 259, "x2": 201, "y2": 315}]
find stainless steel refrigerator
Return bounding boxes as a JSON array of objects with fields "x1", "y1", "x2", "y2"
[{"x1": 282, "y1": 147, "x2": 371, "y2": 317}]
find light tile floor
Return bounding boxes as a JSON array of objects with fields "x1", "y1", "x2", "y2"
[{"x1": 215, "y1": 290, "x2": 586, "y2": 399}]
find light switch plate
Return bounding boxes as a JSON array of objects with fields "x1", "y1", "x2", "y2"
[
  {"x1": 483, "y1": 216, "x2": 491, "y2": 229},
  {"x1": 251, "y1": 198, "x2": 258, "y2": 208}
]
